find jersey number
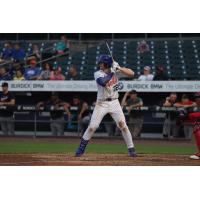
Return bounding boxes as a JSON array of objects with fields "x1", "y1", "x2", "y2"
[{"x1": 113, "y1": 82, "x2": 124, "y2": 92}]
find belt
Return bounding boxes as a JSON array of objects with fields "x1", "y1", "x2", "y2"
[{"x1": 98, "y1": 98, "x2": 118, "y2": 102}]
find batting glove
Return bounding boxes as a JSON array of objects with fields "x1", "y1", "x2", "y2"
[
  {"x1": 110, "y1": 67, "x2": 116, "y2": 73},
  {"x1": 112, "y1": 61, "x2": 121, "y2": 72}
]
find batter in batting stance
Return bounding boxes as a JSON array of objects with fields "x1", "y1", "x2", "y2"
[{"x1": 75, "y1": 55, "x2": 137, "y2": 157}]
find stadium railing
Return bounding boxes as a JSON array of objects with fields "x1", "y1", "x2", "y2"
[{"x1": 0, "y1": 105, "x2": 196, "y2": 139}]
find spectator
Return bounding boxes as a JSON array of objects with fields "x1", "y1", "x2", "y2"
[
  {"x1": 162, "y1": 92, "x2": 179, "y2": 138},
  {"x1": 56, "y1": 35, "x2": 70, "y2": 55},
  {"x1": 1, "y1": 42, "x2": 14, "y2": 60},
  {"x1": 9, "y1": 60, "x2": 25, "y2": 79},
  {"x1": 27, "y1": 44, "x2": 41, "y2": 61},
  {"x1": 0, "y1": 67, "x2": 12, "y2": 81},
  {"x1": 36, "y1": 93, "x2": 71, "y2": 136},
  {"x1": 138, "y1": 66, "x2": 154, "y2": 81},
  {"x1": 0, "y1": 82, "x2": 15, "y2": 135},
  {"x1": 12, "y1": 43, "x2": 26, "y2": 61},
  {"x1": 66, "y1": 66, "x2": 80, "y2": 80},
  {"x1": 38, "y1": 63, "x2": 53, "y2": 80},
  {"x1": 174, "y1": 94, "x2": 197, "y2": 139},
  {"x1": 193, "y1": 92, "x2": 200, "y2": 106},
  {"x1": 13, "y1": 69, "x2": 25, "y2": 80},
  {"x1": 24, "y1": 59, "x2": 41, "y2": 80},
  {"x1": 121, "y1": 90, "x2": 144, "y2": 138},
  {"x1": 153, "y1": 66, "x2": 169, "y2": 80},
  {"x1": 70, "y1": 96, "x2": 91, "y2": 135},
  {"x1": 137, "y1": 40, "x2": 149, "y2": 54},
  {"x1": 50, "y1": 66, "x2": 65, "y2": 80}
]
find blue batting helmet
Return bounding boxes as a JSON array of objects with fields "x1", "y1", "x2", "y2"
[{"x1": 98, "y1": 55, "x2": 113, "y2": 68}]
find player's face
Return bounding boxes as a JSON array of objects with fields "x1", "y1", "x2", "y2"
[
  {"x1": 99, "y1": 63, "x2": 105, "y2": 70},
  {"x1": 130, "y1": 93, "x2": 137, "y2": 99},
  {"x1": 170, "y1": 95, "x2": 177, "y2": 102},
  {"x1": 2, "y1": 86, "x2": 8, "y2": 93},
  {"x1": 73, "y1": 98, "x2": 80, "y2": 105}
]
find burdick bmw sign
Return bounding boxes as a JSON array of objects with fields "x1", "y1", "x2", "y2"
[{"x1": 1, "y1": 81, "x2": 200, "y2": 92}]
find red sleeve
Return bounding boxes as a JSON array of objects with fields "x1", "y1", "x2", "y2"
[{"x1": 188, "y1": 112, "x2": 200, "y2": 121}]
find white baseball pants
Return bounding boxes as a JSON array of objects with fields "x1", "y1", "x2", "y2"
[{"x1": 82, "y1": 99, "x2": 134, "y2": 148}]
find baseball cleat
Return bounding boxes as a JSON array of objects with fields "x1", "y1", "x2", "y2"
[
  {"x1": 128, "y1": 148, "x2": 137, "y2": 157},
  {"x1": 75, "y1": 138, "x2": 89, "y2": 157},
  {"x1": 190, "y1": 153, "x2": 200, "y2": 160}
]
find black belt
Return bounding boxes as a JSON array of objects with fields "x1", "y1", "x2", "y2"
[{"x1": 105, "y1": 98, "x2": 117, "y2": 101}]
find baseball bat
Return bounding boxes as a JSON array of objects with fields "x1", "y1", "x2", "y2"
[{"x1": 106, "y1": 42, "x2": 114, "y2": 61}]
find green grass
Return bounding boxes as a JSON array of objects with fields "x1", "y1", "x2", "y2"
[{"x1": 0, "y1": 141, "x2": 197, "y2": 155}]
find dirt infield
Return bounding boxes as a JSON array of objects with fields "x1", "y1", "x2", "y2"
[
  {"x1": 0, "y1": 153, "x2": 199, "y2": 166},
  {"x1": 0, "y1": 137, "x2": 199, "y2": 166}
]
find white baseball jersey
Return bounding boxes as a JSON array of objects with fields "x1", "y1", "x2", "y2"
[{"x1": 94, "y1": 70, "x2": 121, "y2": 100}]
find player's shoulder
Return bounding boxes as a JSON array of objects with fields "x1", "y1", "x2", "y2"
[
  {"x1": 94, "y1": 70, "x2": 104, "y2": 75},
  {"x1": 94, "y1": 70, "x2": 105, "y2": 79}
]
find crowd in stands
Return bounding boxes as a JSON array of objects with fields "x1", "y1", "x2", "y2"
[
  {"x1": 0, "y1": 37, "x2": 173, "y2": 82},
  {"x1": 0, "y1": 35, "x2": 72, "y2": 81}
]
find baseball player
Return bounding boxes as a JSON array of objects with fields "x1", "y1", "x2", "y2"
[
  {"x1": 75, "y1": 55, "x2": 137, "y2": 157},
  {"x1": 186, "y1": 112, "x2": 200, "y2": 160}
]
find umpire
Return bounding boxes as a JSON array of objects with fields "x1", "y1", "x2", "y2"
[{"x1": 0, "y1": 82, "x2": 15, "y2": 135}]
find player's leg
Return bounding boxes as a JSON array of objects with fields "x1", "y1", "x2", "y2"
[
  {"x1": 75, "y1": 102, "x2": 108, "y2": 157},
  {"x1": 57, "y1": 118, "x2": 65, "y2": 136},
  {"x1": 110, "y1": 100, "x2": 137, "y2": 157},
  {"x1": 0, "y1": 117, "x2": 9, "y2": 135},
  {"x1": 186, "y1": 113, "x2": 200, "y2": 159},
  {"x1": 7, "y1": 117, "x2": 15, "y2": 136},
  {"x1": 190, "y1": 123, "x2": 200, "y2": 160},
  {"x1": 79, "y1": 115, "x2": 91, "y2": 135},
  {"x1": 128, "y1": 116, "x2": 135, "y2": 137},
  {"x1": 50, "y1": 121, "x2": 57, "y2": 136},
  {"x1": 171, "y1": 119, "x2": 179, "y2": 138},
  {"x1": 162, "y1": 117, "x2": 170, "y2": 138},
  {"x1": 133, "y1": 117, "x2": 143, "y2": 138}
]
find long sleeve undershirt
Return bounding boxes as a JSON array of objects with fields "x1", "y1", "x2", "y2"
[{"x1": 96, "y1": 73, "x2": 114, "y2": 87}]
